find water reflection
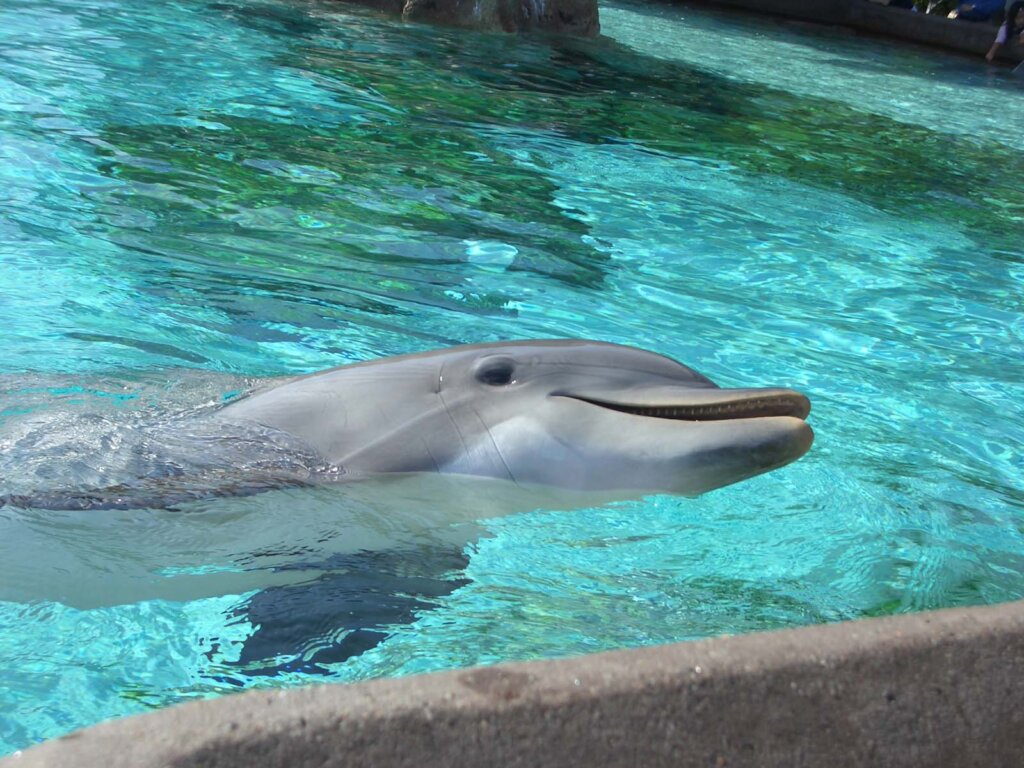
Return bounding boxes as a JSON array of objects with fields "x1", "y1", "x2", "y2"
[{"x1": 1, "y1": 0, "x2": 1024, "y2": 753}]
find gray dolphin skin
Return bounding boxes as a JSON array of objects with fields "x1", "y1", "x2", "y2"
[
  {"x1": 0, "y1": 339, "x2": 813, "y2": 614},
  {"x1": 217, "y1": 339, "x2": 813, "y2": 497}
]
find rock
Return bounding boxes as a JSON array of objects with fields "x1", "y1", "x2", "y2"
[{"x1": 352, "y1": 0, "x2": 599, "y2": 36}]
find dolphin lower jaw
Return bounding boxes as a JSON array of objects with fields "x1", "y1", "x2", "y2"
[
  {"x1": 586, "y1": 408, "x2": 812, "y2": 495},
  {"x1": 483, "y1": 410, "x2": 812, "y2": 496},
  {"x1": 672, "y1": 417, "x2": 814, "y2": 495}
]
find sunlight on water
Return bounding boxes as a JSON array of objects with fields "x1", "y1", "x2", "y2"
[
  {"x1": 605, "y1": 2, "x2": 1024, "y2": 148},
  {"x1": 1, "y1": 0, "x2": 1023, "y2": 754}
]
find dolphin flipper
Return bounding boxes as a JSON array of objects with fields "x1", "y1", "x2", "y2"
[{"x1": 227, "y1": 548, "x2": 470, "y2": 675}]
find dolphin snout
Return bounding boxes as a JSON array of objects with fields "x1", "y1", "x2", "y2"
[
  {"x1": 752, "y1": 416, "x2": 814, "y2": 470},
  {"x1": 672, "y1": 415, "x2": 813, "y2": 496}
]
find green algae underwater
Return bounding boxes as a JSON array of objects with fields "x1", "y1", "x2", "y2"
[{"x1": 97, "y1": 5, "x2": 1024, "y2": 286}]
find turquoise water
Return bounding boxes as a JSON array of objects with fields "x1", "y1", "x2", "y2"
[{"x1": 2, "y1": 0, "x2": 1024, "y2": 753}]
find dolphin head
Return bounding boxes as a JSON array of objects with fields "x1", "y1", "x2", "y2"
[
  {"x1": 220, "y1": 340, "x2": 812, "y2": 497},
  {"x1": 221, "y1": 340, "x2": 812, "y2": 498},
  {"x1": 427, "y1": 340, "x2": 813, "y2": 496}
]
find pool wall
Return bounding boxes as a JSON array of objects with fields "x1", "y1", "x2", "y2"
[
  {"x1": 689, "y1": 0, "x2": 1024, "y2": 62},
  {"x1": 6, "y1": 599, "x2": 1023, "y2": 767}
]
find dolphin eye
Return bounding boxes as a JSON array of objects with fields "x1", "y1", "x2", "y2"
[{"x1": 476, "y1": 358, "x2": 516, "y2": 386}]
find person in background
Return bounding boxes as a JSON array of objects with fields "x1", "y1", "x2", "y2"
[
  {"x1": 867, "y1": 0, "x2": 916, "y2": 8},
  {"x1": 952, "y1": 0, "x2": 1007, "y2": 20},
  {"x1": 986, "y1": 1, "x2": 1024, "y2": 60}
]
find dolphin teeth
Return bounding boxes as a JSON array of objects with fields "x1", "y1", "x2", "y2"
[{"x1": 566, "y1": 395, "x2": 806, "y2": 422}]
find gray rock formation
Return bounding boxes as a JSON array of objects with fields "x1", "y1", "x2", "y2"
[{"x1": 352, "y1": 0, "x2": 599, "y2": 35}]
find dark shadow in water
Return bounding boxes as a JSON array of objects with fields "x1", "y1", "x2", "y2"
[
  {"x1": 227, "y1": 548, "x2": 470, "y2": 675},
  {"x1": 205, "y1": 0, "x2": 331, "y2": 36}
]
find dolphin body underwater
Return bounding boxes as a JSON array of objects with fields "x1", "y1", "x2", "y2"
[{"x1": 0, "y1": 340, "x2": 813, "y2": 670}]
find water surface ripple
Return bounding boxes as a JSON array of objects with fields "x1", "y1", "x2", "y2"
[{"x1": 1, "y1": 0, "x2": 1023, "y2": 753}]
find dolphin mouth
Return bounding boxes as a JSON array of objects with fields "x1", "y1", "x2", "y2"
[{"x1": 556, "y1": 389, "x2": 811, "y2": 422}]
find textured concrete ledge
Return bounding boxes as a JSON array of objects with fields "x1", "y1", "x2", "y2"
[
  {"x1": 6, "y1": 599, "x2": 1024, "y2": 767},
  {"x1": 690, "y1": 0, "x2": 1024, "y2": 61}
]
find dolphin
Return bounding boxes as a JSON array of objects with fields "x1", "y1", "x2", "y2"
[
  {"x1": 213, "y1": 338, "x2": 814, "y2": 671},
  {"x1": 0, "y1": 340, "x2": 813, "y2": 636},
  {"x1": 1, "y1": 339, "x2": 813, "y2": 509},
  {"x1": 214, "y1": 338, "x2": 813, "y2": 497}
]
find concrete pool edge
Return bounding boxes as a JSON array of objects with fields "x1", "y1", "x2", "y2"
[
  {"x1": 6, "y1": 600, "x2": 1024, "y2": 767},
  {"x1": 684, "y1": 0, "x2": 1024, "y2": 63}
]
